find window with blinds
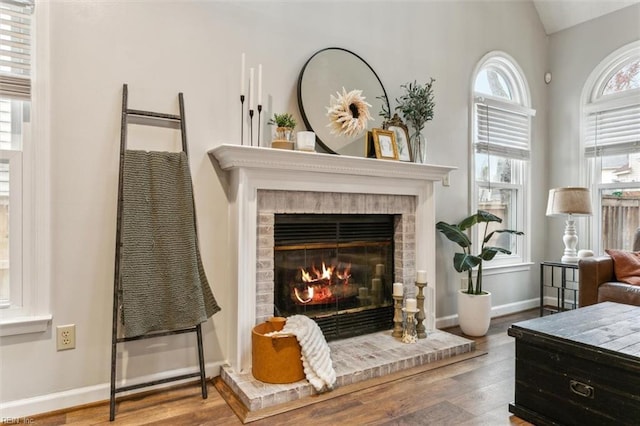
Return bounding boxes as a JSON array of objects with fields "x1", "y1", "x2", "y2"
[
  {"x1": 583, "y1": 41, "x2": 640, "y2": 253},
  {"x1": 471, "y1": 52, "x2": 533, "y2": 266},
  {"x1": 584, "y1": 94, "x2": 640, "y2": 157},
  {"x1": 0, "y1": 0, "x2": 33, "y2": 101},
  {"x1": 474, "y1": 98, "x2": 534, "y2": 160},
  {"x1": 0, "y1": 0, "x2": 32, "y2": 312}
]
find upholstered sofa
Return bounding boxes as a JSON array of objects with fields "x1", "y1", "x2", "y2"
[{"x1": 578, "y1": 229, "x2": 640, "y2": 307}]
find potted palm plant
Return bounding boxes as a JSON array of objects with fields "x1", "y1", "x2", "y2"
[{"x1": 436, "y1": 210, "x2": 523, "y2": 336}]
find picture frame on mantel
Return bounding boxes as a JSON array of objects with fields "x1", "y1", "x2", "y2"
[
  {"x1": 372, "y1": 128, "x2": 399, "y2": 160},
  {"x1": 384, "y1": 113, "x2": 412, "y2": 162},
  {"x1": 364, "y1": 131, "x2": 374, "y2": 158}
]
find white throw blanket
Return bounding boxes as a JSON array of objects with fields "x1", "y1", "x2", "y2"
[{"x1": 268, "y1": 315, "x2": 336, "y2": 392}]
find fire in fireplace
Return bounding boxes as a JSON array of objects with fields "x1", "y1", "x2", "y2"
[
  {"x1": 274, "y1": 214, "x2": 395, "y2": 340},
  {"x1": 293, "y1": 261, "x2": 354, "y2": 304}
]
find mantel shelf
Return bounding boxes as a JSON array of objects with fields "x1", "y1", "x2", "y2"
[{"x1": 208, "y1": 144, "x2": 456, "y2": 184}]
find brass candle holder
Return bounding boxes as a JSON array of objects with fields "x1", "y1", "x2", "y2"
[
  {"x1": 392, "y1": 295, "x2": 403, "y2": 338},
  {"x1": 415, "y1": 281, "x2": 427, "y2": 338}
]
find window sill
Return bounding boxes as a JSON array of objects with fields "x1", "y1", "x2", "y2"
[
  {"x1": 0, "y1": 314, "x2": 52, "y2": 336},
  {"x1": 483, "y1": 262, "x2": 534, "y2": 276}
]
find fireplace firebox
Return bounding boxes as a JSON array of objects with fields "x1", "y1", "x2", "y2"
[{"x1": 274, "y1": 213, "x2": 395, "y2": 340}]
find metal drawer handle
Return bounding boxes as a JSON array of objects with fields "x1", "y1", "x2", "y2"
[{"x1": 569, "y1": 380, "x2": 594, "y2": 399}]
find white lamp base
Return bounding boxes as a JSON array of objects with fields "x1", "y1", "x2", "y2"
[{"x1": 561, "y1": 217, "x2": 579, "y2": 264}]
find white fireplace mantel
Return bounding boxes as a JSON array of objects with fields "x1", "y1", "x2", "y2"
[
  {"x1": 208, "y1": 144, "x2": 456, "y2": 372},
  {"x1": 211, "y1": 144, "x2": 455, "y2": 183}
]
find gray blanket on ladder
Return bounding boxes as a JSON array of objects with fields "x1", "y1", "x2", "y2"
[{"x1": 120, "y1": 150, "x2": 221, "y2": 338}]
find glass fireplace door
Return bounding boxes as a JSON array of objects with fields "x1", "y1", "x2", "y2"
[{"x1": 274, "y1": 214, "x2": 395, "y2": 340}]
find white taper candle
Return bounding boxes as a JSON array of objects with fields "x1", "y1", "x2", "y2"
[
  {"x1": 258, "y1": 64, "x2": 262, "y2": 105},
  {"x1": 240, "y1": 53, "x2": 246, "y2": 96},
  {"x1": 249, "y1": 67, "x2": 254, "y2": 110}
]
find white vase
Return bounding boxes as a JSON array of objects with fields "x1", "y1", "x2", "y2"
[{"x1": 457, "y1": 289, "x2": 492, "y2": 337}]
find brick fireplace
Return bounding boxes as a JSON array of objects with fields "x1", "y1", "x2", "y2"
[
  {"x1": 260, "y1": 194, "x2": 411, "y2": 339},
  {"x1": 209, "y1": 145, "x2": 455, "y2": 373}
]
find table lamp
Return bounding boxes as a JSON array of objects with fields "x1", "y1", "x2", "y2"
[{"x1": 546, "y1": 187, "x2": 593, "y2": 263}]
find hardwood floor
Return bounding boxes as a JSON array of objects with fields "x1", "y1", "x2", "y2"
[{"x1": 33, "y1": 310, "x2": 537, "y2": 425}]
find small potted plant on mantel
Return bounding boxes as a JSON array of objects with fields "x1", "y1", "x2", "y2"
[
  {"x1": 436, "y1": 210, "x2": 523, "y2": 336},
  {"x1": 268, "y1": 112, "x2": 297, "y2": 150}
]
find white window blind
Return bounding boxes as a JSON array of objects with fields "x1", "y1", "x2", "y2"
[
  {"x1": 0, "y1": 98, "x2": 10, "y2": 149},
  {"x1": 584, "y1": 96, "x2": 640, "y2": 157},
  {"x1": 0, "y1": 0, "x2": 34, "y2": 101},
  {"x1": 474, "y1": 96, "x2": 535, "y2": 160}
]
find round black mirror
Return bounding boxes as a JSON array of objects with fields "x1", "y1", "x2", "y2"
[{"x1": 297, "y1": 47, "x2": 389, "y2": 156}]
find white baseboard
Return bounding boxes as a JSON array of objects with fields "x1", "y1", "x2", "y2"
[
  {"x1": 435, "y1": 297, "x2": 540, "y2": 329},
  {"x1": 0, "y1": 362, "x2": 225, "y2": 419}
]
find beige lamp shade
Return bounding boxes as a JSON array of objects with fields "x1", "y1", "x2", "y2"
[
  {"x1": 546, "y1": 187, "x2": 592, "y2": 263},
  {"x1": 546, "y1": 187, "x2": 593, "y2": 217}
]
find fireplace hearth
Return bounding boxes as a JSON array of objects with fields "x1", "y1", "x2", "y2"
[{"x1": 274, "y1": 214, "x2": 395, "y2": 340}]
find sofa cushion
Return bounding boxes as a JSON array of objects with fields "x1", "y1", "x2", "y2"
[
  {"x1": 597, "y1": 281, "x2": 640, "y2": 305},
  {"x1": 605, "y1": 249, "x2": 640, "y2": 286}
]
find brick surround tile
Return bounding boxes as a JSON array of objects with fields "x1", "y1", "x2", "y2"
[{"x1": 255, "y1": 190, "x2": 416, "y2": 325}]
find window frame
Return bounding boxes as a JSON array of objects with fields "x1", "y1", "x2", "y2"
[
  {"x1": 582, "y1": 40, "x2": 640, "y2": 255},
  {"x1": 0, "y1": 148, "x2": 22, "y2": 309},
  {"x1": 470, "y1": 51, "x2": 533, "y2": 270},
  {"x1": 0, "y1": 0, "x2": 51, "y2": 336}
]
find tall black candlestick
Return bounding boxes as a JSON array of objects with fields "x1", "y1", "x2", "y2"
[
  {"x1": 240, "y1": 95, "x2": 245, "y2": 146},
  {"x1": 257, "y1": 104, "x2": 262, "y2": 147},
  {"x1": 249, "y1": 109, "x2": 254, "y2": 147}
]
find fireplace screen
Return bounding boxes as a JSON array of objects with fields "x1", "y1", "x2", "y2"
[{"x1": 274, "y1": 214, "x2": 394, "y2": 340}]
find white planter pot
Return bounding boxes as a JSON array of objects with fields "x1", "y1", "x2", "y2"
[{"x1": 457, "y1": 289, "x2": 492, "y2": 337}]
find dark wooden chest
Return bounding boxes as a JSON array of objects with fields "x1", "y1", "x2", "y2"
[{"x1": 508, "y1": 302, "x2": 640, "y2": 425}]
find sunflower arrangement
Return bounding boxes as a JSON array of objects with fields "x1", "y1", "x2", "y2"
[{"x1": 326, "y1": 87, "x2": 373, "y2": 137}]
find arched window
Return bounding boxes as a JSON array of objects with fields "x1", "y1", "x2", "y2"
[
  {"x1": 471, "y1": 52, "x2": 534, "y2": 267},
  {"x1": 583, "y1": 41, "x2": 640, "y2": 253}
]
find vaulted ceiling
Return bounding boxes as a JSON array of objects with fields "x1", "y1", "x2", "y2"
[{"x1": 533, "y1": 0, "x2": 639, "y2": 34}]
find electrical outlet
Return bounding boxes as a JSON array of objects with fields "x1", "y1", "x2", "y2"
[{"x1": 56, "y1": 324, "x2": 76, "y2": 351}]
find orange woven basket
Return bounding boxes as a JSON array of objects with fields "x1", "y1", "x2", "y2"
[{"x1": 251, "y1": 317, "x2": 304, "y2": 384}]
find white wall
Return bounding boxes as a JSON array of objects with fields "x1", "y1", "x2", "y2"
[
  {"x1": 0, "y1": 0, "x2": 552, "y2": 415},
  {"x1": 547, "y1": 4, "x2": 640, "y2": 259}
]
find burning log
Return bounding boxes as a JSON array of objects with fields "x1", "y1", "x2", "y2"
[{"x1": 291, "y1": 261, "x2": 357, "y2": 305}]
